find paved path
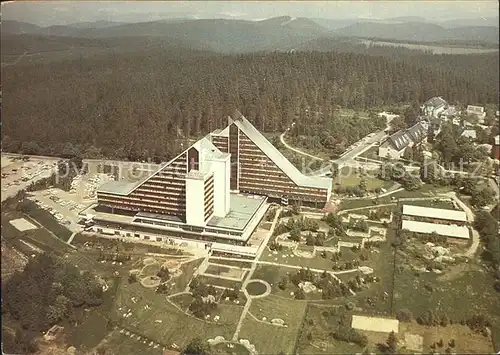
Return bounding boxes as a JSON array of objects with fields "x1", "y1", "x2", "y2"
[
  {"x1": 232, "y1": 207, "x2": 282, "y2": 342},
  {"x1": 280, "y1": 130, "x2": 323, "y2": 161},
  {"x1": 66, "y1": 231, "x2": 77, "y2": 245},
  {"x1": 446, "y1": 192, "x2": 480, "y2": 258}
]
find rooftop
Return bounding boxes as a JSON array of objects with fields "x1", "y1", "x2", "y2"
[
  {"x1": 401, "y1": 220, "x2": 470, "y2": 239},
  {"x1": 97, "y1": 179, "x2": 143, "y2": 196},
  {"x1": 402, "y1": 204, "x2": 467, "y2": 222},
  {"x1": 460, "y1": 129, "x2": 477, "y2": 140},
  {"x1": 467, "y1": 105, "x2": 484, "y2": 113},
  {"x1": 207, "y1": 193, "x2": 266, "y2": 230},
  {"x1": 231, "y1": 111, "x2": 331, "y2": 190},
  {"x1": 423, "y1": 96, "x2": 448, "y2": 108},
  {"x1": 351, "y1": 315, "x2": 399, "y2": 333}
]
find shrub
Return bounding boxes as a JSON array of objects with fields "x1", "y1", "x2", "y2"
[{"x1": 396, "y1": 309, "x2": 413, "y2": 322}]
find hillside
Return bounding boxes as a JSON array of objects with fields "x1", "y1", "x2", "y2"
[
  {"x1": 1, "y1": 17, "x2": 331, "y2": 53},
  {"x1": 334, "y1": 21, "x2": 499, "y2": 43},
  {"x1": 2, "y1": 41, "x2": 498, "y2": 161}
]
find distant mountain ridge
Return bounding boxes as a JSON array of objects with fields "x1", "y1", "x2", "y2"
[{"x1": 1, "y1": 16, "x2": 498, "y2": 54}]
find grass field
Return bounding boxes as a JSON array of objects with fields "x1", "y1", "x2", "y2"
[
  {"x1": 211, "y1": 342, "x2": 250, "y2": 355},
  {"x1": 208, "y1": 258, "x2": 253, "y2": 269},
  {"x1": 334, "y1": 167, "x2": 392, "y2": 190},
  {"x1": 197, "y1": 275, "x2": 243, "y2": 290},
  {"x1": 402, "y1": 199, "x2": 455, "y2": 210},
  {"x1": 392, "y1": 266, "x2": 500, "y2": 352},
  {"x1": 23, "y1": 201, "x2": 73, "y2": 241},
  {"x1": 260, "y1": 248, "x2": 335, "y2": 271},
  {"x1": 205, "y1": 264, "x2": 231, "y2": 275},
  {"x1": 297, "y1": 304, "x2": 364, "y2": 354},
  {"x1": 170, "y1": 293, "x2": 194, "y2": 312},
  {"x1": 169, "y1": 258, "x2": 204, "y2": 294},
  {"x1": 338, "y1": 198, "x2": 392, "y2": 211},
  {"x1": 111, "y1": 282, "x2": 241, "y2": 348},
  {"x1": 100, "y1": 331, "x2": 164, "y2": 355},
  {"x1": 239, "y1": 295, "x2": 308, "y2": 355},
  {"x1": 251, "y1": 265, "x2": 295, "y2": 297}
]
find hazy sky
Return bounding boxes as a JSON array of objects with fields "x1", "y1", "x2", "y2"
[{"x1": 2, "y1": 1, "x2": 498, "y2": 26}]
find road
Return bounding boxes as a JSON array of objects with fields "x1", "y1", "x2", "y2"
[
  {"x1": 446, "y1": 192, "x2": 480, "y2": 258},
  {"x1": 279, "y1": 130, "x2": 322, "y2": 161}
]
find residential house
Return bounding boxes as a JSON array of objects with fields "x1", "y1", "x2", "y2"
[
  {"x1": 460, "y1": 129, "x2": 477, "y2": 141},
  {"x1": 440, "y1": 106, "x2": 458, "y2": 120},
  {"x1": 378, "y1": 122, "x2": 427, "y2": 160},
  {"x1": 466, "y1": 105, "x2": 486, "y2": 122},
  {"x1": 493, "y1": 135, "x2": 500, "y2": 160},
  {"x1": 421, "y1": 97, "x2": 448, "y2": 118}
]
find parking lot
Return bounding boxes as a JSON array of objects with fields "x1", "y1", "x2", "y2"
[{"x1": 1, "y1": 155, "x2": 59, "y2": 202}]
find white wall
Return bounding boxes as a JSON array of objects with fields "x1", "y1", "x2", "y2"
[
  {"x1": 185, "y1": 176, "x2": 206, "y2": 226},
  {"x1": 210, "y1": 157, "x2": 231, "y2": 217},
  {"x1": 378, "y1": 146, "x2": 404, "y2": 160}
]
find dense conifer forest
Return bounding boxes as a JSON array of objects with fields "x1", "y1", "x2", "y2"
[{"x1": 2, "y1": 44, "x2": 498, "y2": 161}]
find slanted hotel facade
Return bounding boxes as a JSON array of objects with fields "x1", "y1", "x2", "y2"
[{"x1": 85, "y1": 111, "x2": 331, "y2": 248}]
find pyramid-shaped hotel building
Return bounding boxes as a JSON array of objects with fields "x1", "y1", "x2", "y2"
[{"x1": 86, "y1": 111, "x2": 331, "y2": 253}]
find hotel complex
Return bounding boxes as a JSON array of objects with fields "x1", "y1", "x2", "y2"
[{"x1": 84, "y1": 111, "x2": 331, "y2": 250}]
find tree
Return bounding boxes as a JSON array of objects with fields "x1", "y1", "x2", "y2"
[
  {"x1": 295, "y1": 288, "x2": 306, "y2": 300},
  {"x1": 305, "y1": 232, "x2": 315, "y2": 246},
  {"x1": 401, "y1": 173, "x2": 422, "y2": 191},
  {"x1": 182, "y1": 337, "x2": 211, "y2": 355},
  {"x1": 420, "y1": 161, "x2": 442, "y2": 184},
  {"x1": 386, "y1": 331, "x2": 398, "y2": 354},
  {"x1": 471, "y1": 187, "x2": 495, "y2": 207},
  {"x1": 289, "y1": 227, "x2": 301, "y2": 242}
]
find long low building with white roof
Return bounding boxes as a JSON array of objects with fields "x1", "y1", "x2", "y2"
[
  {"x1": 401, "y1": 220, "x2": 470, "y2": 242},
  {"x1": 402, "y1": 204, "x2": 467, "y2": 225}
]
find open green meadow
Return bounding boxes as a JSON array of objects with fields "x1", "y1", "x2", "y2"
[
  {"x1": 239, "y1": 295, "x2": 308, "y2": 354},
  {"x1": 111, "y1": 282, "x2": 242, "y2": 348}
]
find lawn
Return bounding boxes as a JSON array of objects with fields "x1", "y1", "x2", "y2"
[
  {"x1": 338, "y1": 198, "x2": 392, "y2": 211},
  {"x1": 389, "y1": 184, "x2": 454, "y2": 199},
  {"x1": 239, "y1": 295, "x2": 308, "y2": 355},
  {"x1": 211, "y1": 342, "x2": 251, "y2": 355},
  {"x1": 205, "y1": 264, "x2": 231, "y2": 275},
  {"x1": 68, "y1": 312, "x2": 109, "y2": 351},
  {"x1": 402, "y1": 199, "x2": 455, "y2": 210},
  {"x1": 170, "y1": 293, "x2": 194, "y2": 312},
  {"x1": 260, "y1": 248, "x2": 335, "y2": 271},
  {"x1": 111, "y1": 282, "x2": 241, "y2": 348},
  {"x1": 207, "y1": 258, "x2": 253, "y2": 269},
  {"x1": 197, "y1": 275, "x2": 243, "y2": 290},
  {"x1": 392, "y1": 265, "x2": 500, "y2": 352},
  {"x1": 169, "y1": 258, "x2": 204, "y2": 294},
  {"x1": 251, "y1": 265, "x2": 295, "y2": 297},
  {"x1": 358, "y1": 145, "x2": 382, "y2": 161},
  {"x1": 99, "y1": 331, "x2": 164, "y2": 355},
  {"x1": 297, "y1": 304, "x2": 365, "y2": 354},
  {"x1": 21, "y1": 200, "x2": 73, "y2": 241},
  {"x1": 334, "y1": 167, "x2": 392, "y2": 190}
]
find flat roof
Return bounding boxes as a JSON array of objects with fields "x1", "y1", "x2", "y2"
[
  {"x1": 207, "y1": 193, "x2": 266, "y2": 231},
  {"x1": 97, "y1": 180, "x2": 143, "y2": 196},
  {"x1": 402, "y1": 204, "x2": 467, "y2": 222},
  {"x1": 351, "y1": 315, "x2": 399, "y2": 333},
  {"x1": 401, "y1": 220, "x2": 470, "y2": 239}
]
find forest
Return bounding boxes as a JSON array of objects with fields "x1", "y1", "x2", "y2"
[
  {"x1": 2, "y1": 43, "x2": 498, "y2": 162},
  {"x1": 2, "y1": 253, "x2": 104, "y2": 353}
]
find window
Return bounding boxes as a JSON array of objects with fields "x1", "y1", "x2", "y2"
[
  {"x1": 156, "y1": 237, "x2": 162, "y2": 242},
  {"x1": 144, "y1": 236, "x2": 150, "y2": 240},
  {"x1": 134, "y1": 233, "x2": 140, "y2": 238}
]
